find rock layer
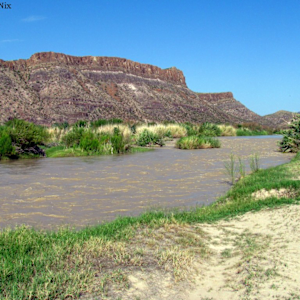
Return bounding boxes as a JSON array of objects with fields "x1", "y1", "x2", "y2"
[{"x1": 0, "y1": 51, "x2": 270, "y2": 126}]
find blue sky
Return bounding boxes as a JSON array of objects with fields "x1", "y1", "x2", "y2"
[{"x1": 1, "y1": 0, "x2": 299, "y2": 116}]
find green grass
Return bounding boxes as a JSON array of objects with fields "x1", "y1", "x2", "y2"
[
  {"x1": 176, "y1": 135, "x2": 221, "y2": 149},
  {"x1": 128, "y1": 146, "x2": 154, "y2": 153},
  {"x1": 236, "y1": 129, "x2": 268, "y2": 136},
  {"x1": 0, "y1": 153, "x2": 299, "y2": 299},
  {"x1": 45, "y1": 146, "x2": 89, "y2": 158},
  {"x1": 44, "y1": 145, "x2": 153, "y2": 158}
]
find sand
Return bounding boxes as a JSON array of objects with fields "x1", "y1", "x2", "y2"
[{"x1": 112, "y1": 204, "x2": 300, "y2": 300}]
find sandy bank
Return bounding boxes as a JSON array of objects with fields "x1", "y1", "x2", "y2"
[{"x1": 108, "y1": 204, "x2": 300, "y2": 300}]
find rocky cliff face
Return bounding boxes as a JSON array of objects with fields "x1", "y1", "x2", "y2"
[
  {"x1": 0, "y1": 52, "x2": 267, "y2": 126},
  {"x1": 261, "y1": 110, "x2": 299, "y2": 128}
]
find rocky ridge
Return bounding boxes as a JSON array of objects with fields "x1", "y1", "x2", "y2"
[
  {"x1": 261, "y1": 110, "x2": 299, "y2": 128},
  {"x1": 0, "y1": 52, "x2": 278, "y2": 126}
]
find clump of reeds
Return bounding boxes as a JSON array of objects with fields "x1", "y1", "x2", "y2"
[
  {"x1": 135, "y1": 124, "x2": 187, "y2": 139},
  {"x1": 175, "y1": 136, "x2": 221, "y2": 149},
  {"x1": 250, "y1": 153, "x2": 260, "y2": 172},
  {"x1": 94, "y1": 124, "x2": 132, "y2": 144},
  {"x1": 217, "y1": 124, "x2": 237, "y2": 136},
  {"x1": 224, "y1": 153, "x2": 259, "y2": 184}
]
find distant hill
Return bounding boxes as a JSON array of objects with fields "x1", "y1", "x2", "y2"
[
  {"x1": 0, "y1": 51, "x2": 276, "y2": 126},
  {"x1": 262, "y1": 110, "x2": 299, "y2": 128}
]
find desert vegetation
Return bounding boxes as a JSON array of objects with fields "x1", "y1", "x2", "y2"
[
  {"x1": 223, "y1": 153, "x2": 260, "y2": 184},
  {"x1": 176, "y1": 135, "x2": 221, "y2": 149},
  {"x1": 278, "y1": 114, "x2": 300, "y2": 153},
  {"x1": 0, "y1": 118, "x2": 276, "y2": 160}
]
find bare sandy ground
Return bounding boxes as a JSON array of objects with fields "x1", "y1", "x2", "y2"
[{"x1": 107, "y1": 204, "x2": 300, "y2": 300}]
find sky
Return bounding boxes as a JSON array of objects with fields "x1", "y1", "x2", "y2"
[{"x1": 0, "y1": 0, "x2": 299, "y2": 116}]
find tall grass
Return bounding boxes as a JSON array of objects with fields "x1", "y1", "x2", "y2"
[
  {"x1": 135, "y1": 124, "x2": 187, "y2": 139},
  {"x1": 198, "y1": 122, "x2": 222, "y2": 137},
  {"x1": 236, "y1": 128, "x2": 268, "y2": 136},
  {"x1": 250, "y1": 153, "x2": 260, "y2": 172},
  {"x1": 224, "y1": 153, "x2": 237, "y2": 184},
  {"x1": 217, "y1": 124, "x2": 237, "y2": 136},
  {"x1": 95, "y1": 124, "x2": 132, "y2": 144},
  {"x1": 176, "y1": 136, "x2": 221, "y2": 149},
  {"x1": 224, "y1": 154, "x2": 246, "y2": 184}
]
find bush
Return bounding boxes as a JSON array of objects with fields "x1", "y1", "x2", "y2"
[
  {"x1": 0, "y1": 132, "x2": 15, "y2": 158},
  {"x1": 198, "y1": 123, "x2": 222, "y2": 137},
  {"x1": 136, "y1": 129, "x2": 164, "y2": 147},
  {"x1": 78, "y1": 127, "x2": 127, "y2": 154},
  {"x1": 61, "y1": 127, "x2": 84, "y2": 147},
  {"x1": 110, "y1": 127, "x2": 126, "y2": 154},
  {"x1": 236, "y1": 128, "x2": 252, "y2": 136},
  {"x1": 53, "y1": 122, "x2": 69, "y2": 129},
  {"x1": 241, "y1": 122, "x2": 272, "y2": 134},
  {"x1": 73, "y1": 120, "x2": 88, "y2": 128},
  {"x1": 5, "y1": 119, "x2": 50, "y2": 150},
  {"x1": 79, "y1": 131, "x2": 100, "y2": 153},
  {"x1": 90, "y1": 118, "x2": 123, "y2": 128},
  {"x1": 182, "y1": 123, "x2": 197, "y2": 136},
  {"x1": 236, "y1": 128, "x2": 268, "y2": 136},
  {"x1": 176, "y1": 135, "x2": 221, "y2": 149},
  {"x1": 217, "y1": 124, "x2": 237, "y2": 136},
  {"x1": 279, "y1": 115, "x2": 300, "y2": 152}
]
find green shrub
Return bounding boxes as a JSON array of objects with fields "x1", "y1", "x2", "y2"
[
  {"x1": 136, "y1": 129, "x2": 164, "y2": 147},
  {"x1": 0, "y1": 133, "x2": 15, "y2": 158},
  {"x1": 279, "y1": 114, "x2": 300, "y2": 152},
  {"x1": 182, "y1": 123, "x2": 197, "y2": 136},
  {"x1": 99, "y1": 134, "x2": 111, "y2": 144},
  {"x1": 79, "y1": 131, "x2": 100, "y2": 153},
  {"x1": 198, "y1": 122, "x2": 222, "y2": 137},
  {"x1": 73, "y1": 120, "x2": 88, "y2": 128},
  {"x1": 90, "y1": 119, "x2": 108, "y2": 127},
  {"x1": 5, "y1": 119, "x2": 50, "y2": 149},
  {"x1": 176, "y1": 135, "x2": 221, "y2": 149},
  {"x1": 110, "y1": 118, "x2": 123, "y2": 124},
  {"x1": 90, "y1": 118, "x2": 123, "y2": 128},
  {"x1": 61, "y1": 127, "x2": 84, "y2": 147},
  {"x1": 53, "y1": 122, "x2": 69, "y2": 129},
  {"x1": 110, "y1": 128, "x2": 125, "y2": 154},
  {"x1": 236, "y1": 128, "x2": 268, "y2": 136},
  {"x1": 236, "y1": 128, "x2": 252, "y2": 136}
]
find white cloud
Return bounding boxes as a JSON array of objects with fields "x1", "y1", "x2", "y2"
[
  {"x1": 0, "y1": 39, "x2": 23, "y2": 43},
  {"x1": 21, "y1": 15, "x2": 46, "y2": 22}
]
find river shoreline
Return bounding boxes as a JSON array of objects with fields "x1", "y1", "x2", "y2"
[
  {"x1": 1, "y1": 148, "x2": 299, "y2": 299},
  {"x1": 0, "y1": 136, "x2": 293, "y2": 230}
]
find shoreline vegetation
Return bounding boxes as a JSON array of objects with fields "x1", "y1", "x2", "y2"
[
  {"x1": 0, "y1": 118, "x2": 277, "y2": 161},
  {"x1": 1, "y1": 116, "x2": 299, "y2": 299},
  {"x1": 0, "y1": 150, "x2": 299, "y2": 299}
]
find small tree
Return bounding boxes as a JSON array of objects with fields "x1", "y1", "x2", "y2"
[{"x1": 279, "y1": 114, "x2": 300, "y2": 152}]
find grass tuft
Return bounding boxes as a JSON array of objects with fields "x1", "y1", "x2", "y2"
[{"x1": 175, "y1": 135, "x2": 221, "y2": 149}]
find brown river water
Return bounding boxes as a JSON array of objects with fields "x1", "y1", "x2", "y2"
[{"x1": 0, "y1": 136, "x2": 294, "y2": 230}]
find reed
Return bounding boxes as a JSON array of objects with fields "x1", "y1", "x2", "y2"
[{"x1": 176, "y1": 135, "x2": 221, "y2": 149}]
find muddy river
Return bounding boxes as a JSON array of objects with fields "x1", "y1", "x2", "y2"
[{"x1": 0, "y1": 136, "x2": 294, "y2": 229}]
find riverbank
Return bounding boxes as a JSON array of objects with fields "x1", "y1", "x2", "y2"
[
  {"x1": 1, "y1": 151, "x2": 299, "y2": 299},
  {"x1": 0, "y1": 136, "x2": 291, "y2": 229},
  {"x1": 1, "y1": 119, "x2": 274, "y2": 161}
]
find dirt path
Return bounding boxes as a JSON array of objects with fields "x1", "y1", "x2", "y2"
[{"x1": 110, "y1": 204, "x2": 300, "y2": 300}]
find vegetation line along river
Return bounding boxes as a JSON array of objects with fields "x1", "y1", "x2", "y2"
[{"x1": 0, "y1": 136, "x2": 293, "y2": 230}]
